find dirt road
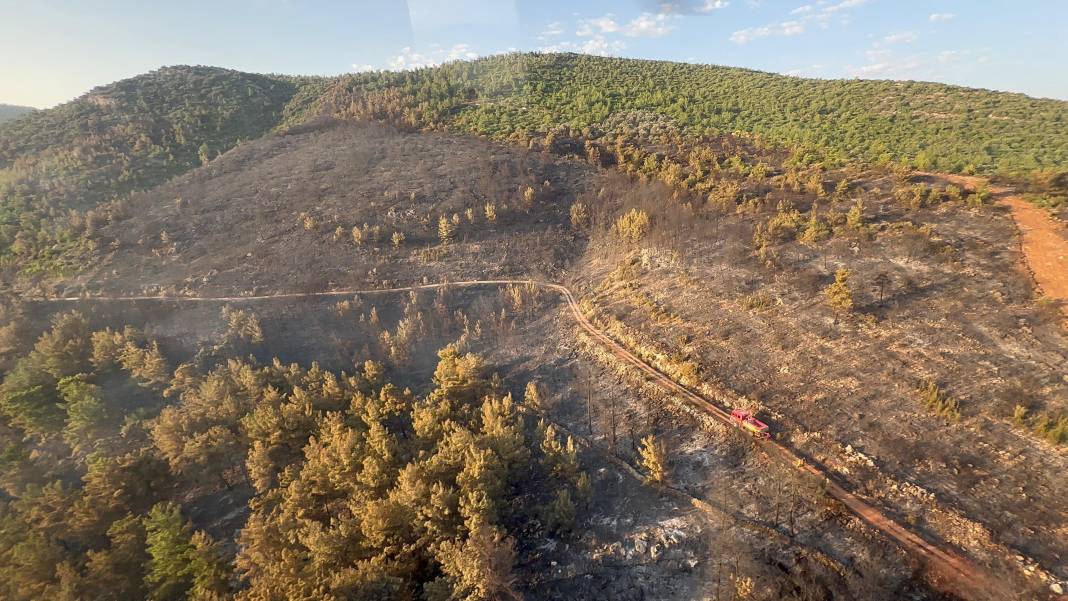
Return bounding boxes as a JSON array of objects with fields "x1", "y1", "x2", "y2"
[
  {"x1": 920, "y1": 172, "x2": 1068, "y2": 326},
  {"x1": 1001, "y1": 195, "x2": 1068, "y2": 321},
  {"x1": 35, "y1": 280, "x2": 1019, "y2": 600}
]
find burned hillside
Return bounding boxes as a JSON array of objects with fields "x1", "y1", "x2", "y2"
[
  {"x1": 54, "y1": 119, "x2": 601, "y2": 297},
  {"x1": 2, "y1": 99, "x2": 1066, "y2": 598}
]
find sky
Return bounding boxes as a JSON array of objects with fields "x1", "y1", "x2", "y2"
[{"x1": 2, "y1": 0, "x2": 1067, "y2": 108}]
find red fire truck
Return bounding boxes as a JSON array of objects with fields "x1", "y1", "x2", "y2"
[{"x1": 730, "y1": 409, "x2": 770, "y2": 439}]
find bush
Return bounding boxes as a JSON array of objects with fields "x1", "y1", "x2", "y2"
[
  {"x1": 764, "y1": 201, "x2": 803, "y2": 241},
  {"x1": 569, "y1": 202, "x2": 590, "y2": 230},
  {"x1": 823, "y1": 268, "x2": 854, "y2": 316},
  {"x1": 1012, "y1": 405, "x2": 1068, "y2": 446},
  {"x1": 611, "y1": 209, "x2": 650, "y2": 245},
  {"x1": 921, "y1": 381, "x2": 960, "y2": 422},
  {"x1": 638, "y1": 435, "x2": 667, "y2": 484},
  {"x1": 438, "y1": 216, "x2": 456, "y2": 245}
]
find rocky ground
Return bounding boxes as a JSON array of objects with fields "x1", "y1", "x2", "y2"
[
  {"x1": 21, "y1": 121, "x2": 1066, "y2": 598},
  {"x1": 570, "y1": 171, "x2": 1068, "y2": 596}
]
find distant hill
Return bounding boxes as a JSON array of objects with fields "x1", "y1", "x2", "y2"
[
  {"x1": 0, "y1": 66, "x2": 322, "y2": 279},
  {"x1": 0, "y1": 103, "x2": 34, "y2": 123},
  {"x1": 314, "y1": 53, "x2": 1068, "y2": 177},
  {"x1": 3, "y1": 53, "x2": 1068, "y2": 284}
]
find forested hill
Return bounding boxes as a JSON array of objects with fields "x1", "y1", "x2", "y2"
[
  {"x1": 0, "y1": 66, "x2": 319, "y2": 278},
  {"x1": 0, "y1": 66, "x2": 310, "y2": 198},
  {"x1": 2, "y1": 53, "x2": 1067, "y2": 283},
  {"x1": 318, "y1": 53, "x2": 1068, "y2": 177},
  {"x1": 0, "y1": 104, "x2": 35, "y2": 123}
]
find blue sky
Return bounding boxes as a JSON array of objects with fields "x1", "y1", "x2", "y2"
[{"x1": 2, "y1": 0, "x2": 1066, "y2": 108}]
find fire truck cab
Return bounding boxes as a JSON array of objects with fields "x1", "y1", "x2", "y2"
[{"x1": 729, "y1": 409, "x2": 770, "y2": 439}]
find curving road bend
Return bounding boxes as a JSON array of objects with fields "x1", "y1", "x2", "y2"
[{"x1": 34, "y1": 279, "x2": 1017, "y2": 600}]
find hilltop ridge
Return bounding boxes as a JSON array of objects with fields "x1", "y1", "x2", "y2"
[
  {"x1": 0, "y1": 103, "x2": 35, "y2": 123},
  {"x1": 1, "y1": 53, "x2": 1067, "y2": 285},
  {"x1": 311, "y1": 53, "x2": 1068, "y2": 176}
]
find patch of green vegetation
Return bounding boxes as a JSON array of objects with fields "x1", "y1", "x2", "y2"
[
  {"x1": 0, "y1": 305, "x2": 589, "y2": 599},
  {"x1": 921, "y1": 381, "x2": 961, "y2": 423},
  {"x1": 1027, "y1": 193, "x2": 1067, "y2": 211},
  {"x1": 0, "y1": 66, "x2": 316, "y2": 283},
  {"x1": 326, "y1": 53, "x2": 1068, "y2": 176},
  {"x1": 1013, "y1": 404, "x2": 1068, "y2": 446},
  {"x1": 0, "y1": 104, "x2": 35, "y2": 124}
]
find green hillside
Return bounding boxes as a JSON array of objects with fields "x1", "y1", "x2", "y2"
[
  {"x1": 320, "y1": 53, "x2": 1068, "y2": 176},
  {"x1": 2, "y1": 53, "x2": 1067, "y2": 284},
  {"x1": 0, "y1": 66, "x2": 318, "y2": 279},
  {"x1": 0, "y1": 104, "x2": 35, "y2": 124}
]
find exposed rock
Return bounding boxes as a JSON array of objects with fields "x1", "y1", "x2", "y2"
[
  {"x1": 634, "y1": 537, "x2": 648, "y2": 554},
  {"x1": 650, "y1": 544, "x2": 662, "y2": 560}
]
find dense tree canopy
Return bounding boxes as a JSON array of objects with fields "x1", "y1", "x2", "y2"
[
  {"x1": 0, "y1": 104, "x2": 35, "y2": 124},
  {"x1": 316, "y1": 53, "x2": 1068, "y2": 177},
  {"x1": 0, "y1": 302, "x2": 588, "y2": 600}
]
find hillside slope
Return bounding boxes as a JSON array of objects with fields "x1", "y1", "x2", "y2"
[
  {"x1": 35, "y1": 113, "x2": 1068, "y2": 597},
  {"x1": 317, "y1": 53, "x2": 1068, "y2": 176},
  {"x1": 4, "y1": 54, "x2": 1067, "y2": 286},
  {"x1": 4, "y1": 60, "x2": 1068, "y2": 597},
  {"x1": 0, "y1": 104, "x2": 34, "y2": 123},
  {"x1": 59, "y1": 119, "x2": 599, "y2": 297},
  {"x1": 0, "y1": 66, "x2": 318, "y2": 279}
]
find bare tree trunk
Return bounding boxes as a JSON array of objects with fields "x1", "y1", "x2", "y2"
[
  {"x1": 609, "y1": 394, "x2": 619, "y2": 453},
  {"x1": 586, "y1": 368, "x2": 594, "y2": 435}
]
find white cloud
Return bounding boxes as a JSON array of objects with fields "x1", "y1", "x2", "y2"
[
  {"x1": 388, "y1": 48, "x2": 431, "y2": 70},
  {"x1": 577, "y1": 15, "x2": 618, "y2": 36},
  {"x1": 883, "y1": 31, "x2": 917, "y2": 44},
  {"x1": 447, "y1": 43, "x2": 479, "y2": 61},
  {"x1": 653, "y1": 0, "x2": 728, "y2": 14},
  {"x1": 578, "y1": 13, "x2": 674, "y2": 38},
  {"x1": 822, "y1": 0, "x2": 868, "y2": 13},
  {"x1": 784, "y1": 63, "x2": 825, "y2": 76},
  {"x1": 387, "y1": 43, "x2": 479, "y2": 70},
  {"x1": 581, "y1": 36, "x2": 628, "y2": 55},
  {"x1": 539, "y1": 35, "x2": 626, "y2": 56},
  {"x1": 864, "y1": 48, "x2": 891, "y2": 63},
  {"x1": 623, "y1": 13, "x2": 674, "y2": 37},
  {"x1": 846, "y1": 52, "x2": 921, "y2": 78},
  {"x1": 929, "y1": 12, "x2": 955, "y2": 22},
  {"x1": 729, "y1": 27, "x2": 762, "y2": 43},
  {"x1": 937, "y1": 50, "x2": 960, "y2": 63},
  {"x1": 698, "y1": 0, "x2": 730, "y2": 12},
  {"x1": 730, "y1": 0, "x2": 865, "y2": 43},
  {"x1": 846, "y1": 62, "x2": 890, "y2": 77},
  {"x1": 351, "y1": 64, "x2": 375, "y2": 73},
  {"x1": 731, "y1": 20, "x2": 805, "y2": 43},
  {"x1": 541, "y1": 21, "x2": 565, "y2": 36},
  {"x1": 846, "y1": 45, "x2": 973, "y2": 79}
]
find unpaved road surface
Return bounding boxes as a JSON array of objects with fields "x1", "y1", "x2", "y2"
[
  {"x1": 33, "y1": 279, "x2": 1020, "y2": 600},
  {"x1": 922, "y1": 172, "x2": 1068, "y2": 326},
  {"x1": 1002, "y1": 194, "x2": 1068, "y2": 320}
]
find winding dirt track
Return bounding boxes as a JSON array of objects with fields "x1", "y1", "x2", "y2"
[
  {"x1": 919, "y1": 172, "x2": 1068, "y2": 327},
  {"x1": 35, "y1": 280, "x2": 1013, "y2": 600}
]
